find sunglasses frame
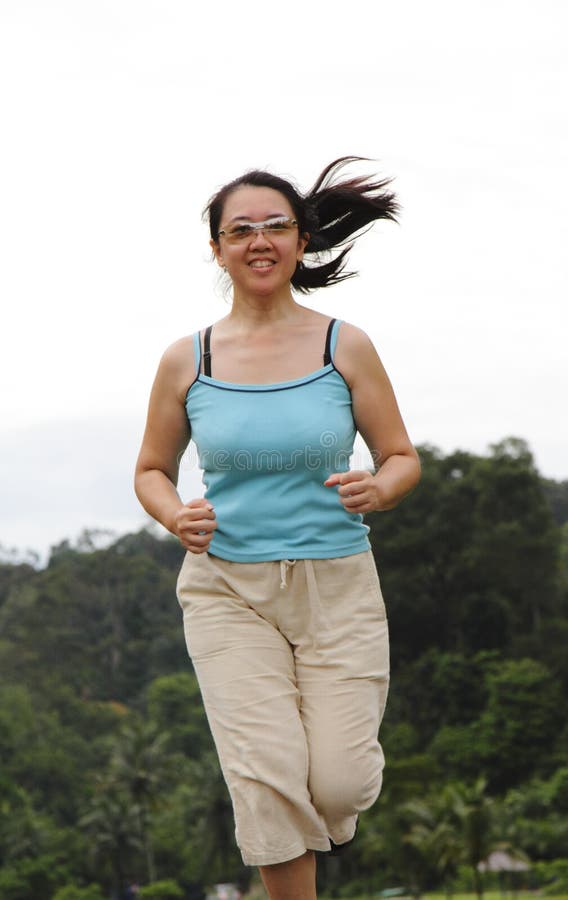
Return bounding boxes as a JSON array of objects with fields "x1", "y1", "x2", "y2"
[{"x1": 217, "y1": 216, "x2": 298, "y2": 243}]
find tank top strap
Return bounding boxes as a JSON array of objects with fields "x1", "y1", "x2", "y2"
[
  {"x1": 323, "y1": 318, "x2": 342, "y2": 365},
  {"x1": 192, "y1": 331, "x2": 202, "y2": 376}
]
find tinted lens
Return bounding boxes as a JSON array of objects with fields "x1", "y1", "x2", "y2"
[
  {"x1": 222, "y1": 218, "x2": 297, "y2": 242},
  {"x1": 227, "y1": 223, "x2": 255, "y2": 240},
  {"x1": 264, "y1": 219, "x2": 292, "y2": 233}
]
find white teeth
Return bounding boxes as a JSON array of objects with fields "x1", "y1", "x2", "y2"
[{"x1": 250, "y1": 260, "x2": 274, "y2": 268}]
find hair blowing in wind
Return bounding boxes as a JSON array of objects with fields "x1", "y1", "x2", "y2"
[{"x1": 205, "y1": 156, "x2": 399, "y2": 292}]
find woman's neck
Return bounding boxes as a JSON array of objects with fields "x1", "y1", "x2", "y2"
[{"x1": 228, "y1": 287, "x2": 303, "y2": 327}]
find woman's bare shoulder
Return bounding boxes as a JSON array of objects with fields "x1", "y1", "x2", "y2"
[
  {"x1": 161, "y1": 334, "x2": 195, "y2": 365},
  {"x1": 334, "y1": 320, "x2": 384, "y2": 387},
  {"x1": 336, "y1": 319, "x2": 374, "y2": 347},
  {"x1": 157, "y1": 335, "x2": 198, "y2": 402}
]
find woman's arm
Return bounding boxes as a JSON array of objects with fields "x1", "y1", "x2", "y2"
[
  {"x1": 134, "y1": 338, "x2": 217, "y2": 553},
  {"x1": 325, "y1": 323, "x2": 421, "y2": 513}
]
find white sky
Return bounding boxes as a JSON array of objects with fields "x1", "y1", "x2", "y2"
[{"x1": 1, "y1": 0, "x2": 567, "y2": 560}]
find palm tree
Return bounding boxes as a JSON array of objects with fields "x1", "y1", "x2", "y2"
[
  {"x1": 403, "y1": 798, "x2": 462, "y2": 897},
  {"x1": 399, "y1": 780, "x2": 496, "y2": 899},
  {"x1": 106, "y1": 719, "x2": 175, "y2": 883},
  {"x1": 185, "y1": 751, "x2": 241, "y2": 883},
  {"x1": 444, "y1": 779, "x2": 495, "y2": 900},
  {"x1": 80, "y1": 789, "x2": 144, "y2": 896}
]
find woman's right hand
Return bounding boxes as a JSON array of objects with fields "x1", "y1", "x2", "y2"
[{"x1": 172, "y1": 499, "x2": 217, "y2": 554}]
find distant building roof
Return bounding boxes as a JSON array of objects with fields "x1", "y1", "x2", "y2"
[{"x1": 478, "y1": 851, "x2": 530, "y2": 872}]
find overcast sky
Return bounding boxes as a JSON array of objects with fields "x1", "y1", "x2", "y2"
[{"x1": 1, "y1": 0, "x2": 567, "y2": 561}]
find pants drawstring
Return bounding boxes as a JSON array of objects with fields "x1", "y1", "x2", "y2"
[
  {"x1": 280, "y1": 558, "x2": 296, "y2": 589},
  {"x1": 304, "y1": 559, "x2": 326, "y2": 652},
  {"x1": 279, "y1": 559, "x2": 326, "y2": 651}
]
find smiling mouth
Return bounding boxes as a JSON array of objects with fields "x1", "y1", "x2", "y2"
[{"x1": 249, "y1": 259, "x2": 275, "y2": 269}]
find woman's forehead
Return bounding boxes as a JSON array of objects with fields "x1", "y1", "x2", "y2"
[{"x1": 221, "y1": 185, "x2": 294, "y2": 222}]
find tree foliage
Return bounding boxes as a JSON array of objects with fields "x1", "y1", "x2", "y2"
[{"x1": 0, "y1": 438, "x2": 567, "y2": 898}]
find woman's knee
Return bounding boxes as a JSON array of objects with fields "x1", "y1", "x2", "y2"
[{"x1": 309, "y1": 753, "x2": 383, "y2": 821}]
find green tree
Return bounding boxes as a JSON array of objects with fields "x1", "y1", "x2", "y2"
[
  {"x1": 106, "y1": 719, "x2": 176, "y2": 882},
  {"x1": 52, "y1": 885, "x2": 106, "y2": 900},
  {"x1": 477, "y1": 658, "x2": 564, "y2": 789},
  {"x1": 446, "y1": 779, "x2": 495, "y2": 900},
  {"x1": 390, "y1": 650, "x2": 495, "y2": 747},
  {"x1": 402, "y1": 796, "x2": 462, "y2": 897},
  {"x1": 147, "y1": 672, "x2": 214, "y2": 759},
  {"x1": 367, "y1": 438, "x2": 563, "y2": 666},
  {"x1": 138, "y1": 880, "x2": 184, "y2": 899},
  {"x1": 80, "y1": 788, "x2": 144, "y2": 896},
  {"x1": 0, "y1": 778, "x2": 46, "y2": 863},
  {"x1": 0, "y1": 853, "x2": 72, "y2": 900},
  {"x1": 0, "y1": 532, "x2": 186, "y2": 705},
  {"x1": 182, "y1": 752, "x2": 243, "y2": 884},
  {"x1": 0, "y1": 684, "x2": 89, "y2": 823},
  {"x1": 501, "y1": 768, "x2": 568, "y2": 860},
  {"x1": 471, "y1": 438, "x2": 561, "y2": 637}
]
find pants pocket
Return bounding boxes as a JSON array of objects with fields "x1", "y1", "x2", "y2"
[{"x1": 364, "y1": 551, "x2": 387, "y2": 621}]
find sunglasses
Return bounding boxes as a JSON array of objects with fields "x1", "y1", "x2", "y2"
[{"x1": 217, "y1": 216, "x2": 298, "y2": 243}]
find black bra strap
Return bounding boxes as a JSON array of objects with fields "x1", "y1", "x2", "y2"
[
  {"x1": 203, "y1": 325, "x2": 213, "y2": 376},
  {"x1": 323, "y1": 318, "x2": 336, "y2": 366}
]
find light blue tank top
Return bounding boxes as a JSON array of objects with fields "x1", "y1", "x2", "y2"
[{"x1": 185, "y1": 319, "x2": 371, "y2": 562}]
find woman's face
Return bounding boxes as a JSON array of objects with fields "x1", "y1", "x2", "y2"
[{"x1": 211, "y1": 185, "x2": 308, "y2": 296}]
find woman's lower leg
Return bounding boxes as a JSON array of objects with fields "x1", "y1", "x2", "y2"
[{"x1": 258, "y1": 850, "x2": 317, "y2": 900}]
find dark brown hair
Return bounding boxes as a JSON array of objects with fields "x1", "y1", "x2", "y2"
[{"x1": 204, "y1": 156, "x2": 399, "y2": 293}]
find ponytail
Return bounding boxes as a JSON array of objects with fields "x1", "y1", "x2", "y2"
[{"x1": 295, "y1": 156, "x2": 399, "y2": 290}]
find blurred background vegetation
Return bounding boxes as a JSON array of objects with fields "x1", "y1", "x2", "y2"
[{"x1": 1, "y1": 437, "x2": 567, "y2": 900}]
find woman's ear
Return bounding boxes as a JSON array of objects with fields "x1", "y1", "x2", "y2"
[
  {"x1": 297, "y1": 232, "x2": 310, "y2": 262},
  {"x1": 210, "y1": 238, "x2": 224, "y2": 268}
]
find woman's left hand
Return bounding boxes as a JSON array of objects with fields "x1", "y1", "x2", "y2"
[{"x1": 324, "y1": 470, "x2": 384, "y2": 513}]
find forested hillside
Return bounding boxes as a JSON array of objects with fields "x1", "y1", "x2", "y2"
[{"x1": 1, "y1": 437, "x2": 567, "y2": 900}]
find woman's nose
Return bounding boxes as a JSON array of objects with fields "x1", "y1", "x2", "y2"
[{"x1": 249, "y1": 227, "x2": 271, "y2": 247}]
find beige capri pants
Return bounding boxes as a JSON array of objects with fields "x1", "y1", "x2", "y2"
[{"x1": 176, "y1": 549, "x2": 390, "y2": 867}]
